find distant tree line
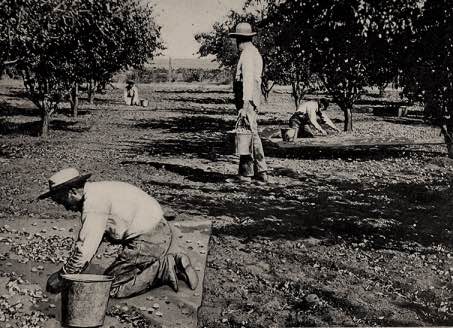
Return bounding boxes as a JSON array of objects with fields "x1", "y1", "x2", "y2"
[
  {"x1": 196, "y1": 0, "x2": 452, "y2": 139},
  {"x1": 124, "y1": 67, "x2": 233, "y2": 84}
]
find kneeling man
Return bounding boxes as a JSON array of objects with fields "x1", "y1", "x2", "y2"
[
  {"x1": 289, "y1": 99, "x2": 341, "y2": 140},
  {"x1": 38, "y1": 168, "x2": 198, "y2": 298},
  {"x1": 124, "y1": 80, "x2": 140, "y2": 106}
]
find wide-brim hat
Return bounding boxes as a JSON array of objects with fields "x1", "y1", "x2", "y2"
[
  {"x1": 38, "y1": 168, "x2": 91, "y2": 200},
  {"x1": 229, "y1": 22, "x2": 257, "y2": 38},
  {"x1": 126, "y1": 79, "x2": 135, "y2": 85}
]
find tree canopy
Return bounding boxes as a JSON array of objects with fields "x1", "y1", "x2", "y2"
[
  {"x1": 196, "y1": 0, "x2": 423, "y2": 131},
  {"x1": 0, "y1": 0, "x2": 163, "y2": 136}
]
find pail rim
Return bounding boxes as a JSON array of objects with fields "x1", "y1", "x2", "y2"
[{"x1": 61, "y1": 274, "x2": 114, "y2": 282}]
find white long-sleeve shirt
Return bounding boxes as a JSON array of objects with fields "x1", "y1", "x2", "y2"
[
  {"x1": 63, "y1": 181, "x2": 164, "y2": 273},
  {"x1": 124, "y1": 85, "x2": 139, "y2": 105},
  {"x1": 235, "y1": 43, "x2": 263, "y2": 107}
]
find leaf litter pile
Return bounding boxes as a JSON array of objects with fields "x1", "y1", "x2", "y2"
[{"x1": 1, "y1": 81, "x2": 453, "y2": 327}]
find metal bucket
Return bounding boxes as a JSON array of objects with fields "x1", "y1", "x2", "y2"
[
  {"x1": 235, "y1": 130, "x2": 253, "y2": 155},
  {"x1": 140, "y1": 99, "x2": 149, "y2": 107},
  {"x1": 281, "y1": 128, "x2": 296, "y2": 142},
  {"x1": 61, "y1": 274, "x2": 114, "y2": 327}
]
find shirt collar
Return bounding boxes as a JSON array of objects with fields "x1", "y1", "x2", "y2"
[{"x1": 240, "y1": 42, "x2": 255, "y2": 52}]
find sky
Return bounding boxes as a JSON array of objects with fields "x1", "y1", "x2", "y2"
[{"x1": 150, "y1": 0, "x2": 245, "y2": 59}]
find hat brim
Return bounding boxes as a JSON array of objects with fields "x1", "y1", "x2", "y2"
[
  {"x1": 37, "y1": 174, "x2": 92, "y2": 200},
  {"x1": 228, "y1": 32, "x2": 256, "y2": 38}
]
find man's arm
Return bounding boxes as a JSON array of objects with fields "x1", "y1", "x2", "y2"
[
  {"x1": 308, "y1": 108, "x2": 327, "y2": 135},
  {"x1": 235, "y1": 55, "x2": 243, "y2": 83},
  {"x1": 289, "y1": 112, "x2": 301, "y2": 141},
  {"x1": 46, "y1": 192, "x2": 110, "y2": 294},
  {"x1": 124, "y1": 89, "x2": 129, "y2": 104},
  {"x1": 320, "y1": 112, "x2": 341, "y2": 132},
  {"x1": 240, "y1": 51, "x2": 255, "y2": 107},
  {"x1": 63, "y1": 211, "x2": 108, "y2": 274},
  {"x1": 237, "y1": 52, "x2": 255, "y2": 125},
  {"x1": 293, "y1": 127, "x2": 299, "y2": 141}
]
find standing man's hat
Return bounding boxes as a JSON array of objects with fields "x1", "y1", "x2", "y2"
[
  {"x1": 126, "y1": 80, "x2": 135, "y2": 85},
  {"x1": 38, "y1": 168, "x2": 91, "y2": 200},
  {"x1": 229, "y1": 22, "x2": 257, "y2": 38}
]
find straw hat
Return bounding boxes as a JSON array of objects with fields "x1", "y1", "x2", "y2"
[
  {"x1": 229, "y1": 22, "x2": 257, "y2": 38},
  {"x1": 38, "y1": 168, "x2": 91, "y2": 200}
]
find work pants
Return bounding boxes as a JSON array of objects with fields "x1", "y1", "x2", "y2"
[{"x1": 105, "y1": 219, "x2": 173, "y2": 298}]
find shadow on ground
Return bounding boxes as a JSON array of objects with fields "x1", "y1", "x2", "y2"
[
  {"x1": 121, "y1": 136, "x2": 231, "y2": 161},
  {"x1": 120, "y1": 153, "x2": 453, "y2": 251},
  {"x1": 154, "y1": 89, "x2": 232, "y2": 94},
  {"x1": 122, "y1": 160, "x2": 231, "y2": 183},
  {"x1": 0, "y1": 100, "x2": 39, "y2": 117},
  {"x1": 383, "y1": 117, "x2": 438, "y2": 127},
  {"x1": 130, "y1": 115, "x2": 236, "y2": 132},
  {"x1": 173, "y1": 172, "x2": 451, "y2": 250},
  {"x1": 0, "y1": 118, "x2": 90, "y2": 136},
  {"x1": 161, "y1": 96, "x2": 233, "y2": 105}
]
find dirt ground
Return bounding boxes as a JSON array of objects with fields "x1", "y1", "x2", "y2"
[{"x1": 1, "y1": 79, "x2": 453, "y2": 327}]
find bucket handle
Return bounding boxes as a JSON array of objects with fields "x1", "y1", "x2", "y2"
[{"x1": 235, "y1": 114, "x2": 252, "y2": 131}]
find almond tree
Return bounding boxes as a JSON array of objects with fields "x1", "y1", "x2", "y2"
[
  {"x1": 0, "y1": 0, "x2": 162, "y2": 136},
  {"x1": 70, "y1": 0, "x2": 163, "y2": 109},
  {"x1": 195, "y1": 9, "x2": 317, "y2": 106},
  {"x1": 363, "y1": 0, "x2": 422, "y2": 95},
  {"x1": 400, "y1": 0, "x2": 453, "y2": 155},
  {"x1": 259, "y1": 1, "x2": 322, "y2": 107},
  {"x1": 258, "y1": 0, "x2": 420, "y2": 132}
]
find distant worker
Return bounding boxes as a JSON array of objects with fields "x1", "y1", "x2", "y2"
[
  {"x1": 39, "y1": 168, "x2": 198, "y2": 298},
  {"x1": 124, "y1": 80, "x2": 139, "y2": 106},
  {"x1": 229, "y1": 22, "x2": 268, "y2": 183},
  {"x1": 289, "y1": 99, "x2": 341, "y2": 140}
]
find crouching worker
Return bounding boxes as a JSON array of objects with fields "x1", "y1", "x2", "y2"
[
  {"x1": 124, "y1": 80, "x2": 139, "y2": 106},
  {"x1": 289, "y1": 99, "x2": 341, "y2": 140},
  {"x1": 38, "y1": 168, "x2": 198, "y2": 298}
]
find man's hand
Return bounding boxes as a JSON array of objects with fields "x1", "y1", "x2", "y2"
[
  {"x1": 320, "y1": 130, "x2": 327, "y2": 136},
  {"x1": 238, "y1": 108, "x2": 249, "y2": 119},
  {"x1": 46, "y1": 270, "x2": 65, "y2": 294},
  {"x1": 238, "y1": 102, "x2": 253, "y2": 118}
]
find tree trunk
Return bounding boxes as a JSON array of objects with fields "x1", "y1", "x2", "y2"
[
  {"x1": 291, "y1": 81, "x2": 300, "y2": 109},
  {"x1": 444, "y1": 133, "x2": 453, "y2": 158},
  {"x1": 378, "y1": 83, "x2": 387, "y2": 97},
  {"x1": 88, "y1": 79, "x2": 96, "y2": 104},
  {"x1": 446, "y1": 143, "x2": 453, "y2": 158},
  {"x1": 168, "y1": 57, "x2": 173, "y2": 82},
  {"x1": 261, "y1": 82, "x2": 270, "y2": 103},
  {"x1": 261, "y1": 81, "x2": 274, "y2": 103},
  {"x1": 41, "y1": 108, "x2": 50, "y2": 138},
  {"x1": 441, "y1": 124, "x2": 453, "y2": 158},
  {"x1": 343, "y1": 107, "x2": 353, "y2": 132},
  {"x1": 70, "y1": 84, "x2": 79, "y2": 117}
]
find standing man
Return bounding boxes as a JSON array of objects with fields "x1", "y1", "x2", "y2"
[
  {"x1": 229, "y1": 22, "x2": 268, "y2": 183},
  {"x1": 39, "y1": 168, "x2": 198, "y2": 298}
]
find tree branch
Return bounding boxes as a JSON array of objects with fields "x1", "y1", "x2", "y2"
[{"x1": 3, "y1": 58, "x2": 21, "y2": 66}]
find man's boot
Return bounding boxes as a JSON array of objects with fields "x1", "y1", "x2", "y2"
[
  {"x1": 158, "y1": 255, "x2": 179, "y2": 292},
  {"x1": 254, "y1": 172, "x2": 268, "y2": 185},
  {"x1": 174, "y1": 253, "x2": 199, "y2": 290}
]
